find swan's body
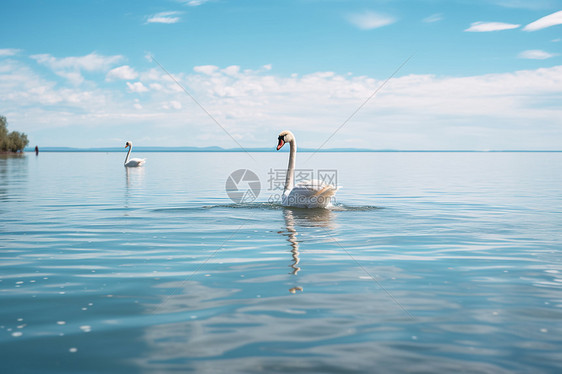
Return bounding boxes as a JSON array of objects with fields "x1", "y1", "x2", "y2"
[
  {"x1": 277, "y1": 130, "x2": 337, "y2": 208},
  {"x1": 124, "y1": 141, "x2": 146, "y2": 167}
]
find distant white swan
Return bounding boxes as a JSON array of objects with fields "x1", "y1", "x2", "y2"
[
  {"x1": 124, "y1": 141, "x2": 146, "y2": 167},
  {"x1": 276, "y1": 130, "x2": 337, "y2": 208}
]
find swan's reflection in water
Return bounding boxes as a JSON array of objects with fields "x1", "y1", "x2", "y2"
[
  {"x1": 124, "y1": 166, "x2": 145, "y2": 209},
  {"x1": 282, "y1": 208, "x2": 336, "y2": 293},
  {"x1": 125, "y1": 165, "x2": 145, "y2": 188}
]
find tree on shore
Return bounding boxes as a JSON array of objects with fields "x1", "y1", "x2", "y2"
[{"x1": 0, "y1": 115, "x2": 29, "y2": 153}]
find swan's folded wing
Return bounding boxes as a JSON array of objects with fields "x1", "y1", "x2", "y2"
[
  {"x1": 312, "y1": 185, "x2": 337, "y2": 198},
  {"x1": 293, "y1": 180, "x2": 337, "y2": 198}
]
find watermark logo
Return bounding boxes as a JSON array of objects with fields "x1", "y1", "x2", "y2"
[
  {"x1": 267, "y1": 169, "x2": 338, "y2": 204},
  {"x1": 226, "y1": 168, "x2": 338, "y2": 204},
  {"x1": 318, "y1": 169, "x2": 338, "y2": 187},
  {"x1": 225, "y1": 169, "x2": 261, "y2": 203},
  {"x1": 267, "y1": 169, "x2": 337, "y2": 191}
]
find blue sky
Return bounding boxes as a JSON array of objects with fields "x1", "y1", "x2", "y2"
[{"x1": 1, "y1": 0, "x2": 562, "y2": 150}]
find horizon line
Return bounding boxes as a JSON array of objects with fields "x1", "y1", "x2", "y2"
[{"x1": 23, "y1": 146, "x2": 562, "y2": 153}]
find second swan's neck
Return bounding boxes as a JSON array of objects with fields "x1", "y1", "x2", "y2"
[
  {"x1": 284, "y1": 139, "x2": 296, "y2": 194},
  {"x1": 124, "y1": 146, "x2": 132, "y2": 165}
]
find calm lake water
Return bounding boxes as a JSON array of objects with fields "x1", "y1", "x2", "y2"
[{"x1": 1, "y1": 151, "x2": 561, "y2": 373}]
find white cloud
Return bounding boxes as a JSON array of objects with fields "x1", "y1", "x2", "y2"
[
  {"x1": 30, "y1": 52, "x2": 124, "y2": 85},
  {"x1": 518, "y1": 49, "x2": 557, "y2": 59},
  {"x1": 138, "y1": 64, "x2": 562, "y2": 149},
  {"x1": 149, "y1": 83, "x2": 164, "y2": 91},
  {"x1": 57, "y1": 71, "x2": 86, "y2": 85},
  {"x1": 423, "y1": 14, "x2": 443, "y2": 23},
  {"x1": 185, "y1": 0, "x2": 209, "y2": 6},
  {"x1": 140, "y1": 68, "x2": 167, "y2": 82},
  {"x1": 146, "y1": 11, "x2": 182, "y2": 24},
  {"x1": 0, "y1": 48, "x2": 21, "y2": 57},
  {"x1": 106, "y1": 65, "x2": 139, "y2": 81},
  {"x1": 162, "y1": 100, "x2": 182, "y2": 110},
  {"x1": 194, "y1": 65, "x2": 219, "y2": 75},
  {"x1": 144, "y1": 52, "x2": 154, "y2": 62},
  {"x1": 492, "y1": 0, "x2": 555, "y2": 10},
  {"x1": 0, "y1": 59, "x2": 112, "y2": 130},
  {"x1": 126, "y1": 82, "x2": 149, "y2": 93},
  {"x1": 523, "y1": 10, "x2": 562, "y2": 31},
  {"x1": 222, "y1": 65, "x2": 240, "y2": 76},
  {"x1": 4, "y1": 56, "x2": 562, "y2": 149},
  {"x1": 346, "y1": 11, "x2": 396, "y2": 30},
  {"x1": 31, "y1": 52, "x2": 123, "y2": 72},
  {"x1": 465, "y1": 21, "x2": 520, "y2": 32}
]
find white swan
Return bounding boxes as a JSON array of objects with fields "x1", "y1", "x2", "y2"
[
  {"x1": 276, "y1": 130, "x2": 337, "y2": 208},
  {"x1": 124, "y1": 141, "x2": 146, "y2": 167}
]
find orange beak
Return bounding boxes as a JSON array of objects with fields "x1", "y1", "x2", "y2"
[{"x1": 277, "y1": 139, "x2": 285, "y2": 150}]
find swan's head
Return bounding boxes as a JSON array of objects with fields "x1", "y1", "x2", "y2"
[
  {"x1": 125, "y1": 141, "x2": 132, "y2": 148},
  {"x1": 277, "y1": 130, "x2": 294, "y2": 150}
]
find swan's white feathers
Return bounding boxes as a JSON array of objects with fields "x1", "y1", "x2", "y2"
[
  {"x1": 283, "y1": 180, "x2": 338, "y2": 208},
  {"x1": 125, "y1": 158, "x2": 146, "y2": 167},
  {"x1": 123, "y1": 141, "x2": 146, "y2": 168}
]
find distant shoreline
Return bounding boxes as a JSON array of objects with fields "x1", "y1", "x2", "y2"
[{"x1": 23, "y1": 147, "x2": 562, "y2": 153}]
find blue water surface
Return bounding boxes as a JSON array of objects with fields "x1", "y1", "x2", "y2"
[{"x1": 1, "y1": 152, "x2": 561, "y2": 373}]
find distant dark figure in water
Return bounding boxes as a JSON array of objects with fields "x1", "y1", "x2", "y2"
[{"x1": 35, "y1": 146, "x2": 39, "y2": 155}]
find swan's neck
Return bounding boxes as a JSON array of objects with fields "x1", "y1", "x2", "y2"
[
  {"x1": 284, "y1": 139, "x2": 296, "y2": 194},
  {"x1": 124, "y1": 146, "x2": 132, "y2": 165}
]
